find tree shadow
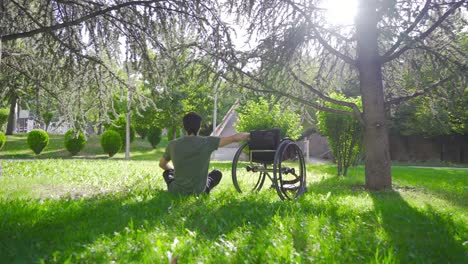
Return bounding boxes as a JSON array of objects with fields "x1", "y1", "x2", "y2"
[
  {"x1": 182, "y1": 194, "x2": 283, "y2": 240},
  {"x1": 298, "y1": 174, "x2": 466, "y2": 263},
  {"x1": 369, "y1": 191, "x2": 466, "y2": 263},
  {"x1": 391, "y1": 167, "x2": 468, "y2": 209},
  {"x1": 0, "y1": 189, "x2": 283, "y2": 263},
  {"x1": 0, "y1": 190, "x2": 174, "y2": 262}
]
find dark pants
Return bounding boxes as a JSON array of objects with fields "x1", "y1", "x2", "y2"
[{"x1": 162, "y1": 169, "x2": 223, "y2": 194}]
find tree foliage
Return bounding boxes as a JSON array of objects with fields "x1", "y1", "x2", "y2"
[
  {"x1": 42, "y1": 112, "x2": 54, "y2": 132},
  {"x1": 1, "y1": 0, "x2": 232, "y2": 132},
  {"x1": 222, "y1": 0, "x2": 467, "y2": 190}
]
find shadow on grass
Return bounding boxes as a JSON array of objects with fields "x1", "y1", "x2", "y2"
[
  {"x1": 0, "y1": 189, "x2": 282, "y2": 263},
  {"x1": 305, "y1": 174, "x2": 466, "y2": 263},
  {"x1": 370, "y1": 191, "x2": 466, "y2": 263},
  {"x1": 391, "y1": 166, "x2": 468, "y2": 209}
]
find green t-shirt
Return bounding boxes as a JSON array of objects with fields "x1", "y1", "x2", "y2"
[{"x1": 163, "y1": 136, "x2": 220, "y2": 194}]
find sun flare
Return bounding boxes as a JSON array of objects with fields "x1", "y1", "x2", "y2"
[{"x1": 321, "y1": 0, "x2": 359, "y2": 26}]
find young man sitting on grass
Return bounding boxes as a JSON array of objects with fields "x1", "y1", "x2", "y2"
[{"x1": 159, "y1": 112, "x2": 249, "y2": 195}]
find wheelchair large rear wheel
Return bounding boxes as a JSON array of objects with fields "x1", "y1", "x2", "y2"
[
  {"x1": 232, "y1": 142, "x2": 267, "y2": 193},
  {"x1": 273, "y1": 139, "x2": 307, "y2": 200}
]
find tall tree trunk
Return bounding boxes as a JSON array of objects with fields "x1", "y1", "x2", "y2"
[
  {"x1": 172, "y1": 125, "x2": 177, "y2": 140},
  {"x1": 6, "y1": 94, "x2": 17, "y2": 135},
  {"x1": 356, "y1": 0, "x2": 392, "y2": 190}
]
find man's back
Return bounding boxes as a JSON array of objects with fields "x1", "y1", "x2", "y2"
[{"x1": 163, "y1": 136, "x2": 220, "y2": 194}]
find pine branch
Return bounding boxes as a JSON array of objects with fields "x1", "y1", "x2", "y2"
[
  {"x1": 222, "y1": 71, "x2": 357, "y2": 117},
  {"x1": 282, "y1": 0, "x2": 356, "y2": 66},
  {"x1": 383, "y1": 0, "x2": 432, "y2": 58},
  {"x1": 3, "y1": 61, "x2": 61, "y2": 102},
  {"x1": 382, "y1": 1, "x2": 465, "y2": 63},
  {"x1": 288, "y1": 69, "x2": 364, "y2": 124},
  {"x1": 2, "y1": 0, "x2": 157, "y2": 41},
  {"x1": 384, "y1": 75, "x2": 454, "y2": 106}
]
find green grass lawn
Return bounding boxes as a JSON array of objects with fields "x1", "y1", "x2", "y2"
[
  {"x1": 0, "y1": 134, "x2": 467, "y2": 262},
  {"x1": 0, "y1": 158, "x2": 466, "y2": 263}
]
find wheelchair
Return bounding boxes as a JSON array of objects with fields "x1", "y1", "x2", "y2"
[{"x1": 231, "y1": 129, "x2": 307, "y2": 200}]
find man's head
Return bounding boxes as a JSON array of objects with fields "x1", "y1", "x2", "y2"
[{"x1": 183, "y1": 112, "x2": 202, "y2": 135}]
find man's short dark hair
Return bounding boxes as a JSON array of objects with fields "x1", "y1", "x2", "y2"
[{"x1": 183, "y1": 112, "x2": 202, "y2": 135}]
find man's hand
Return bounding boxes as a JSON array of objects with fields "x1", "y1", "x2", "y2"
[
  {"x1": 219, "y1": 132, "x2": 250, "y2": 147},
  {"x1": 233, "y1": 132, "x2": 250, "y2": 142}
]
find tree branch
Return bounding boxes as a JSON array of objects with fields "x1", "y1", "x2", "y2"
[
  {"x1": 288, "y1": 70, "x2": 364, "y2": 124},
  {"x1": 1, "y1": 0, "x2": 158, "y2": 42},
  {"x1": 282, "y1": 0, "x2": 356, "y2": 66},
  {"x1": 384, "y1": 75, "x2": 454, "y2": 107},
  {"x1": 3, "y1": 61, "x2": 61, "y2": 102},
  {"x1": 6, "y1": 0, "x2": 130, "y2": 91},
  {"x1": 382, "y1": 1, "x2": 464, "y2": 63},
  {"x1": 222, "y1": 72, "x2": 357, "y2": 117},
  {"x1": 383, "y1": 0, "x2": 432, "y2": 58},
  {"x1": 197, "y1": 46, "x2": 362, "y2": 120}
]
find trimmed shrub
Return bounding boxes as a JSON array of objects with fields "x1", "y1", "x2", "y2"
[
  {"x1": 147, "y1": 127, "x2": 162, "y2": 148},
  {"x1": 27, "y1": 129, "x2": 49, "y2": 155},
  {"x1": 101, "y1": 130, "x2": 122, "y2": 157},
  {"x1": 0, "y1": 132, "x2": 6, "y2": 150},
  {"x1": 64, "y1": 129, "x2": 87, "y2": 155},
  {"x1": 108, "y1": 115, "x2": 135, "y2": 146},
  {"x1": 0, "y1": 108, "x2": 9, "y2": 131}
]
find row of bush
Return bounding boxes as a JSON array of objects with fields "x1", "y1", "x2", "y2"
[{"x1": 0, "y1": 127, "x2": 162, "y2": 157}]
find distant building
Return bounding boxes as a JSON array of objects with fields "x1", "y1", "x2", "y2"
[{"x1": 15, "y1": 107, "x2": 70, "y2": 134}]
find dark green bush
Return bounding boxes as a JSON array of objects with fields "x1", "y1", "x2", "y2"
[
  {"x1": 108, "y1": 115, "x2": 135, "y2": 146},
  {"x1": 147, "y1": 127, "x2": 162, "y2": 148},
  {"x1": 101, "y1": 130, "x2": 122, "y2": 157},
  {"x1": 0, "y1": 132, "x2": 6, "y2": 150},
  {"x1": 64, "y1": 129, "x2": 87, "y2": 155},
  {"x1": 0, "y1": 108, "x2": 9, "y2": 131},
  {"x1": 167, "y1": 126, "x2": 181, "y2": 141},
  {"x1": 42, "y1": 112, "x2": 54, "y2": 131},
  {"x1": 135, "y1": 125, "x2": 148, "y2": 139},
  {"x1": 27, "y1": 129, "x2": 49, "y2": 155}
]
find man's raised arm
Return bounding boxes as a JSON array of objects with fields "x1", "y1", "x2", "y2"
[{"x1": 219, "y1": 132, "x2": 250, "y2": 148}]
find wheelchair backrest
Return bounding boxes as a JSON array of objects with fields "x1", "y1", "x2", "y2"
[{"x1": 249, "y1": 129, "x2": 281, "y2": 163}]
